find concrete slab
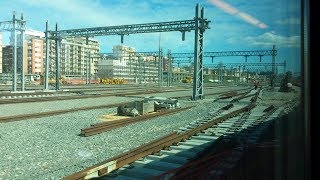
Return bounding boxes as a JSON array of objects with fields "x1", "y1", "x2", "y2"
[
  {"x1": 102, "y1": 175, "x2": 140, "y2": 180},
  {"x1": 192, "y1": 134, "x2": 219, "y2": 141},
  {"x1": 160, "y1": 149, "x2": 196, "y2": 158},
  {"x1": 136, "y1": 160, "x2": 181, "y2": 172},
  {"x1": 120, "y1": 166, "x2": 164, "y2": 179},
  {"x1": 179, "y1": 140, "x2": 210, "y2": 147},
  {"x1": 147, "y1": 154, "x2": 188, "y2": 164},
  {"x1": 186, "y1": 138, "x2": 212, "y2": 144},
  {"x1": 10, "y1": 90, "x2": 36, "y2": 94},
  {"x1": 170, "y1": 145, "x2": 205, "y2": 152},
  {"x1": 178, "y1": 127, "x2": 189, "y2": 131},
  {"x1": 43, "y1": 90, "x2": 57, "y2": 92}
]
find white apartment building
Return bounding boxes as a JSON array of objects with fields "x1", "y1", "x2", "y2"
[
  {"x1": 49, "y1": 37, "x2": 100, "y2": 78},
  {"x1": 97, "y1": 45, "x2": 159, "y2": 83}
]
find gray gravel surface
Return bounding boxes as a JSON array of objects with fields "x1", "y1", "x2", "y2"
[
  {"x1": 0, "y1": 96, "x2": 140, "y2": 117},
  {"x1": 0, "y1": 99, "x2": 227, "y2": 179},
  {"x1": 256, "y1": 86, "x2": 300, "y2": 113},
  {"x1": 0, "y1": 85, "x2": 299, "y2": 180},
  {"x1": 131, "y1": 85, "x2": 249, "y2": 98},
  {"x1": 0, "y1": 85, "x2": 247, "y2": 117}
]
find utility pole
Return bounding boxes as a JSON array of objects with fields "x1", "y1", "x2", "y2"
[
  {"x1": 89, "y1": 53, "x2": 91, "y2": 84},
  {"x1": 158, "y1": 32, "x2": 163, "y2": 87},
  {"x1": 158, "y1": 48, "x2": 163, "y2": 87},
  {"x1": 20, "y1": 13, "x2": 25, "y2": 91},
  {"x1": 55, "y1": 23, "x2": 60, "y2": 90},
  {"x1": 167, "y1": 50, "x2": 172, "y2": 87},
  {"x1": 12, "y1": 12, "x2": 17, "y2": 92},
  {"x1": 86, "y1": 37, "x2": 89, "y2": 84},
  {"x1": 45, "y1": 20, "x2": 50, "y2": 90},
  {"x1": 138, "y1": 56, "x2": 142, "y2": 84},
  {"x1": 271, "y1": 45, "x2": 276, "y2": 88}
]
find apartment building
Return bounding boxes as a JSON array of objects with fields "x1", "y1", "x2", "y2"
[
  {"x1": 24, "y1": 30, "x2": 45, "y2": 75},
  {"x1": 97, "y1": 45, "x2": 159, "y2": 83},
  {"x1": 2, "y1": 46, "x2": 23, "y2": 74},
  {"x1": 49, "y1": 37, "x2": 100, "y2": 78}
]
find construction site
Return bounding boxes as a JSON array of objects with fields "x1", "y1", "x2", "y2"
[{"x1": 0, "y1": 1, "x2": 310, "y2": 180}]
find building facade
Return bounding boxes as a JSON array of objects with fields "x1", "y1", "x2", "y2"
[
  {"x1": 2, "y1": 30, "x2": 100, "y2": 83},
  {"x1": 48, "y1": 37, "x2": 100, "y2": 79},
  {"x1": 24, "y1": 30, "x2": 45, "y2": 75},
  {"x1": 97, "y1": 45, "x2": 159, "y2": 83},
  {"x1": 2, "y1": 46, "x2": 23, "y2": 74}
]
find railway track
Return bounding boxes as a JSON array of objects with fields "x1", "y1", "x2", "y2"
[
  {"x1": 0, "y1": 102, "x2": 128, "y2": 123},
  {"x1": 154, "y1": 104, "x2": 278, "y2": 179},
  {"x1": 63, "y1": 88, "x2": 274, "y2": 179},
  {"x1": 0, "y1": 84, "x2": 250, "y2": 105},
  {"x1": 0, "y1": 86, "x2": 254, "y2": 124},
  {"x1": 80, "y1": 106, "x2": 194, "y2": 137},
  {"x1": 213, "y1": 88, "x2": 254, "y2": 101},
  {"x1": 0, "y1": 88, "x2": 188, "y2": 105},
  {"x1": 171, "y1": 87, "x2": 252, "y2": 99},
  {"x1": 0, "y1": 84, "x2": 155, "y2": 92}
]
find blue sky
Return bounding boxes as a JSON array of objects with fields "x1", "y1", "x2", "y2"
[{"x1": 0, "y1": 0, "x2": 301, "y2": 73}]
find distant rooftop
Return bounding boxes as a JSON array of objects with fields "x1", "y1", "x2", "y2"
[{"x1": 25, "y1": 29, "x2": 45, "y2": 38}]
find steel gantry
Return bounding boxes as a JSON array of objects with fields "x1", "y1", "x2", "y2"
[
  {"x1": 45, "y1": 4, "x2": 210, "y2": 95},
  {"x1": 0, "y1": 12, "x2": 26, "y2": 92},
  {"x1": 102, "y1": 52, "x2": 159, "y2": 57},
  {"x1": 172, "y1": 49, "x2": 277, "y2": 60},
  {"x1": 101, "y1": 51, "x2": 164, "y2": 86},
  {"x1": 204, "y1": 62, "x2": 285, "y2": 69},
  {"x1": 172, "y1": 49, "x2": 277, "y2": 58},
  {"x1": 192, "y1": 4, "x2": 206, "y2": 100},
  {"x1": 171, "y1": 47, "x2": 278, "y2": 87},
  {"x1": 167, "y1": 50, "x2": 173, "y2": 87},
  {"x1": 57, "y1": 20, "x2": 198, "y2": 39},
  {"x1": 173, "y1": 61, "x2": 285, "y2": 84},
  {"x1": 204, "y1": 62, "x2": 286, "y2": 75}
]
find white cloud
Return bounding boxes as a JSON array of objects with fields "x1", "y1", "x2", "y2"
[
  {"x1": 227, "y1": 32, "x2": 300, "y2": 48},
  {"x1": 207, "y1": 0, "x2": 268, "y2": 29},
  {"x1": 276, "y1": 18, "x2": 300, "y2": 25}
]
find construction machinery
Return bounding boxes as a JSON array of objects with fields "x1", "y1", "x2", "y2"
[
  {"x1": 181, "y1": 76, "x2": 192, "y2": 83},
  {"x1": 100, "y1": 78, "x2": 127, "y2": 84}
]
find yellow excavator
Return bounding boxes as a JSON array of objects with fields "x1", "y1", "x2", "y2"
[
  {"x1": 181, "y1": 76, "x2": 192, "y2": 83},
  {"x1": 100, "y1": 78, "x2": 127, "y2": 84}
]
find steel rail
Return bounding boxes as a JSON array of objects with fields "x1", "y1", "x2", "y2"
[
  {"x1": 214, "y1": 88, "x2": 254, "y2": 101},
  {"x1": 0, "y1": 88, "x2": 188, "y2": 105},
  {"x1": 250, "y1": 88, "x2": 262, "y2": 102},
  {"x1": 171, "y1": 87, "x2": 252, "y2": 99},
  {"x1": 230, "y1": 92, "x2": 257, "y2": 102},
  {"x1": 155, "y1": 104, "x2": 277, "y2": 179},
  {"x1": 81, "y1": 106, "x2": 193, "y2": 137},
  {"x1": 63, "y1": 101, "x2": 258, "y2": 179},
  {"x1": 0, "y1": 102, "x2": 128, "y2": 123}
]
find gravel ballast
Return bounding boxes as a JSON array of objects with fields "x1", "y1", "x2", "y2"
[{"x1": 0, "y1": 85, "x2": 299, "y2": 179}]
